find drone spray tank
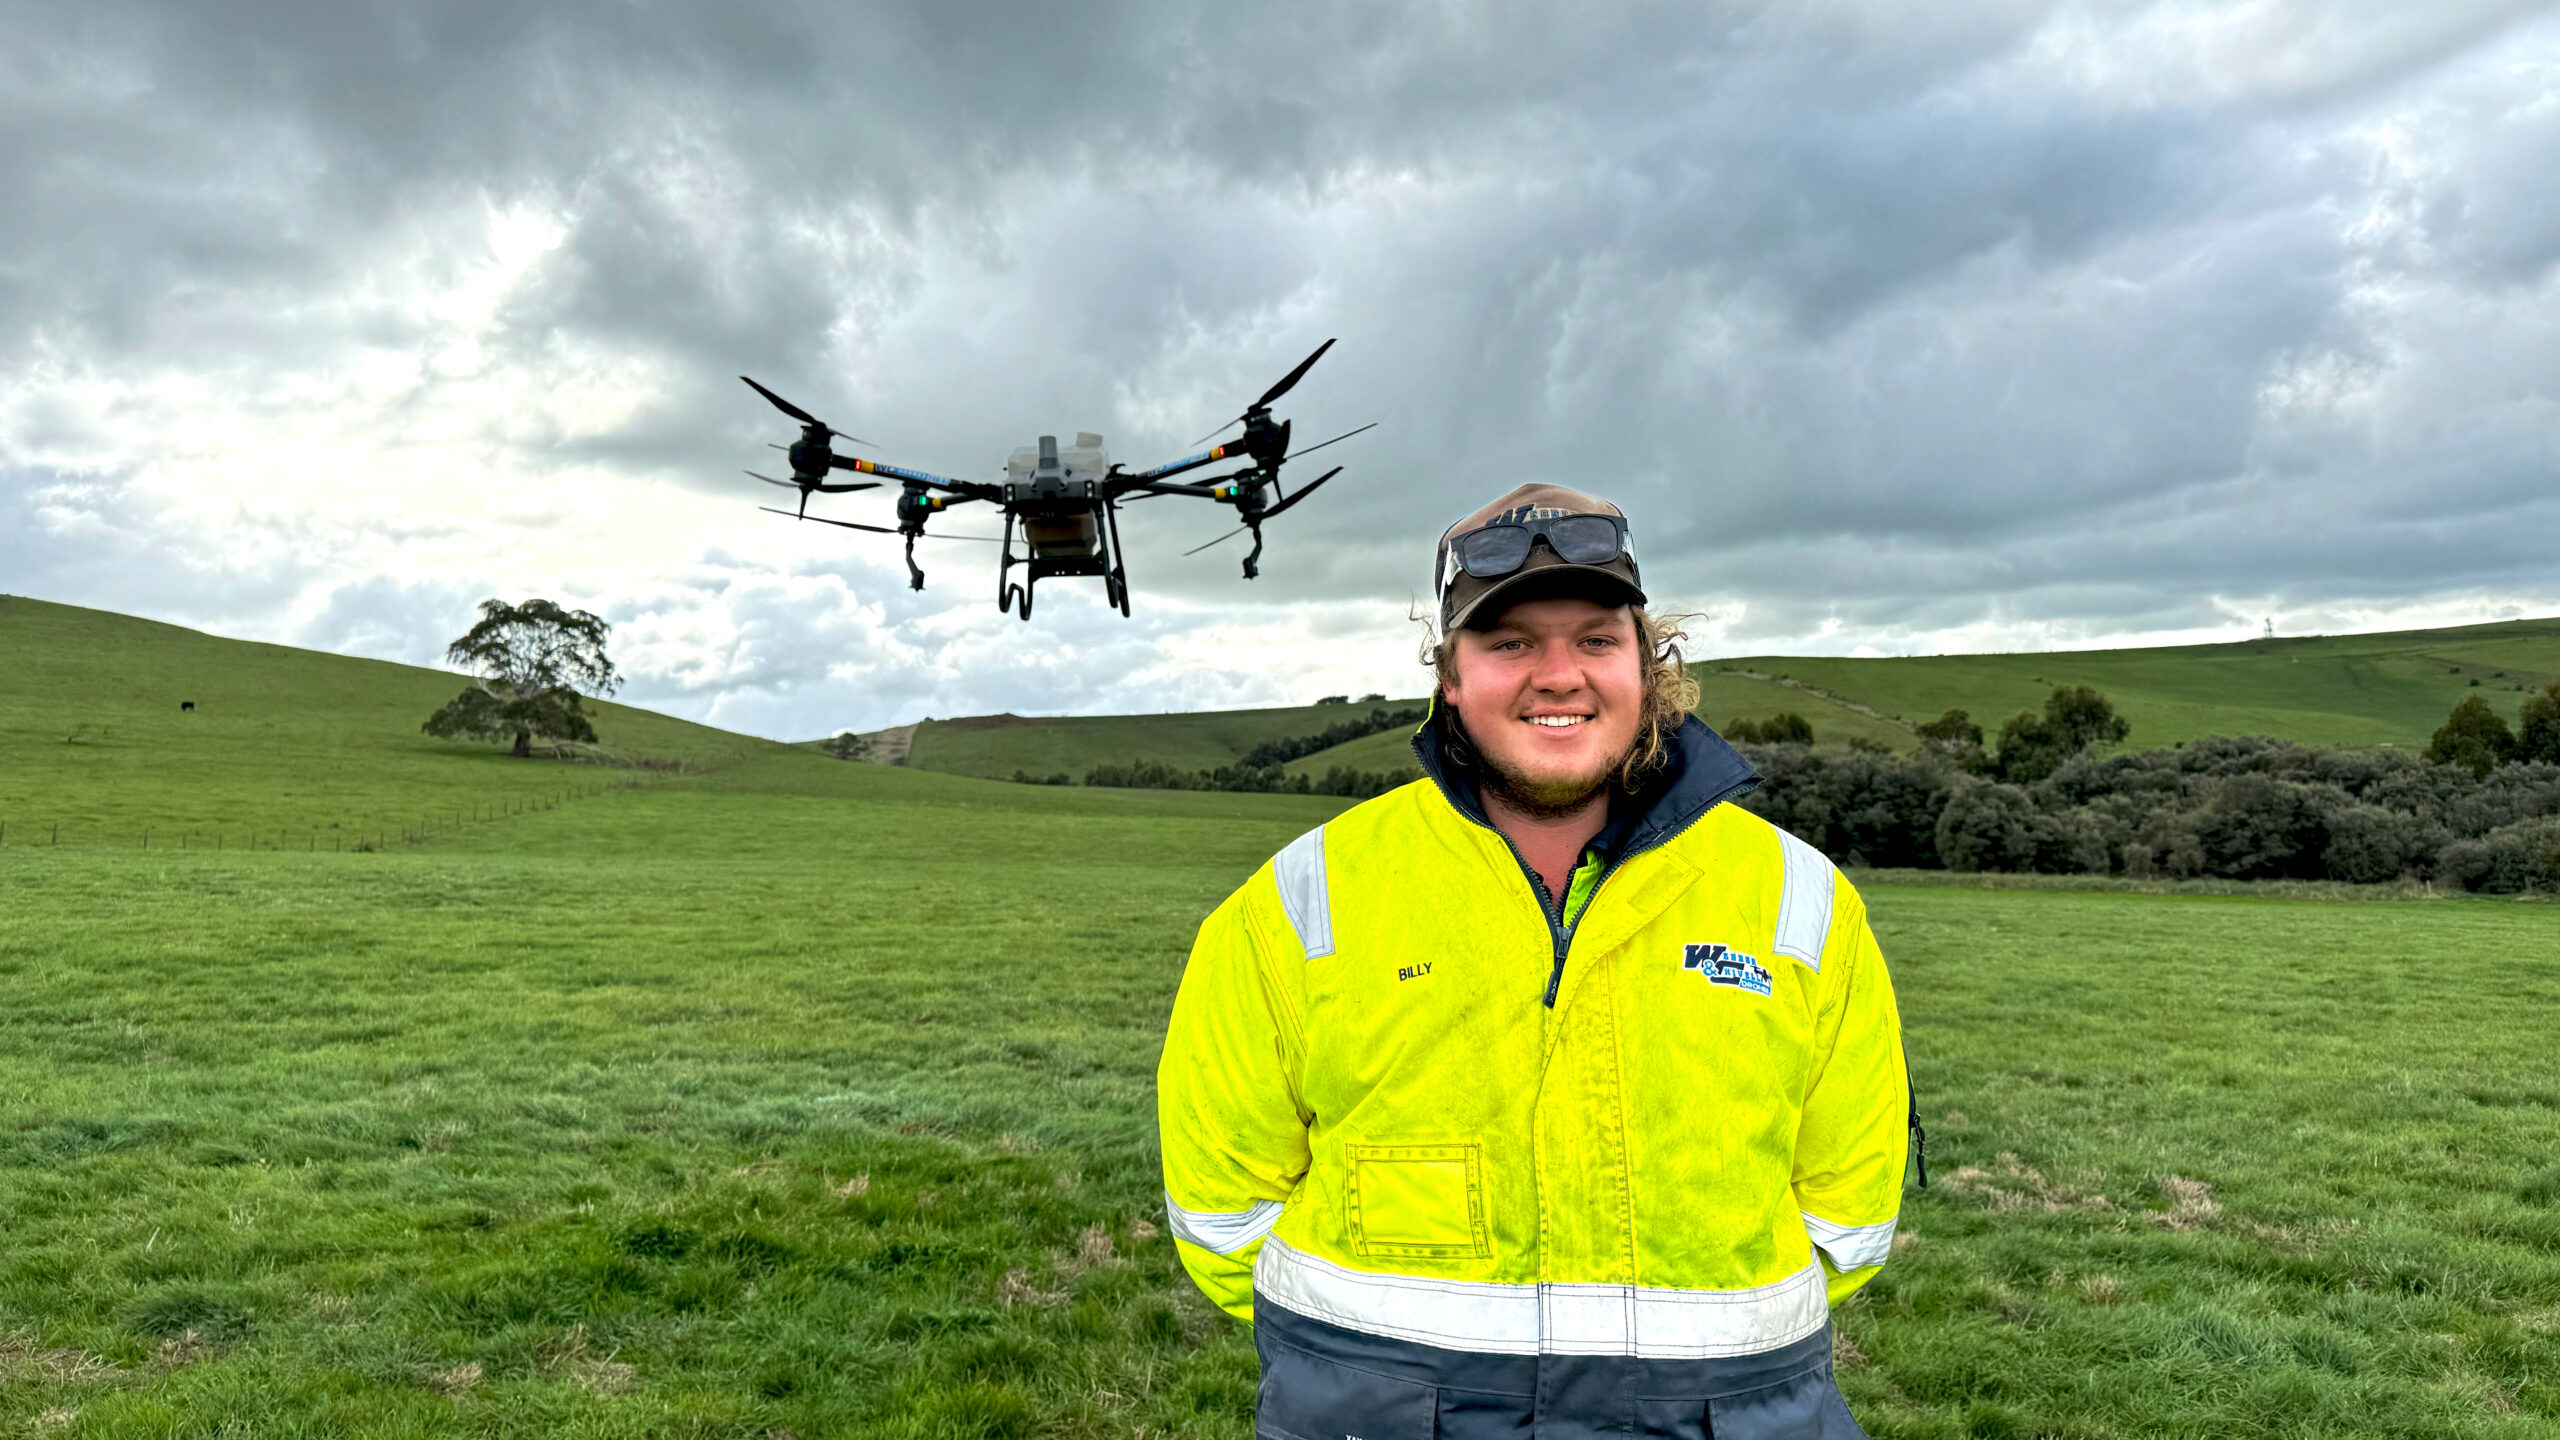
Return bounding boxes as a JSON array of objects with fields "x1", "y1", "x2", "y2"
[{"x1": 1004, "y1": 433, "x2": 1110, "y2": 559}]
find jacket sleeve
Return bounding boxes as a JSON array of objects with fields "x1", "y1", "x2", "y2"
[
  {"x1": 1158, "y1": 877, "x2": 1311, "y2": 1323},
  {"x1": 1793, "y1": 881, "x2": 1909, "y2": 1306}
]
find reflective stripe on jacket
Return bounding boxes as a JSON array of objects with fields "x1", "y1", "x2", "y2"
[{"x1": 1157, "y1": 716, "x2": 1909, "y2": 1433}]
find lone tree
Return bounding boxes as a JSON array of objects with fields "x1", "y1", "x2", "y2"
[
  {"x1": 2425, "y1": 694, "x2": 2516, "y2": 777},
  {"x1": 2516, "y1": 679, "x2": 2560, "y2": 767},
  {"x1": 1993, "y1": 684, "x2": 2129, "y2": 783},
  {"x1": 1914, "y1": 708, "x2": 1988, "y2": 770},
  {"x1": 1726, "y1": 712, "x2": 1814, "y2": 746},
  {"x1": 423, "y1": 599, "x2": 620, "y2": 758}
]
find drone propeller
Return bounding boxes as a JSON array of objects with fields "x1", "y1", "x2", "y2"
[
  {"x1": 1184, "y1": 526, "x2": 1248, "y2": 556},
  {"x1": 1278, "y1": 422, "x2": 1376, "y2": 466},
  {"x1": 1190, "y1": 338, "x2": 1337, "y2": 445},
  {"x1": 758, "y1": 507, "x2": 1002, "y2": 541},
  {"x1": 740, "y1": 376, "x2": 873, "y2": 447},
  {"x1": 745, "y1": 471, "x2": 879, "y2": 496},
  {"x1": 1261, "y1": 465, "x2": 1343, "y2": 521}
]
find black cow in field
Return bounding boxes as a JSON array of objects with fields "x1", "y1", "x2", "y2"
[{"x1": 180, "y1": 700, "x2": 194, "y2": 712}]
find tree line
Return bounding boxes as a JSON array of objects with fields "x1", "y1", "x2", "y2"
[
  {"x1": 1063, "y1": 683, "x2": 2559, "y2": 892},
  {"x1": 1738, "y1": 682, "x2": 2560, "y2": 893}
]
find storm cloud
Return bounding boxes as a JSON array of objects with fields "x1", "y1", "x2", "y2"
[{"x1": 6, "y1": 0, "x2": 2556, "y2": 735}]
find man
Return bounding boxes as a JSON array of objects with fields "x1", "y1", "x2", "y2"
[{"x1": 1158, "y1": 483, "x2": 1913, "y2": 1439}]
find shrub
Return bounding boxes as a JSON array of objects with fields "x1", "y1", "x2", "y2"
[
  {"x1": 1727, "y1": 713, "x2": 1813, "y2": 746},
  {"x1": 1915, "y1": 709, "x2": 1988, "y2": 770},
  {"x1": 1935, "y1": 781, "x2": 2065, "y2": 873},
  {"x1": 2516, "y1": 681, "x2": 2560, "y2": 766},
  {"x1": 2438, "y1": 816, "x2": 2560, "y2": 894},
  {"x1": 2426, "y1": 696, "x2": 2516, "y2": 777},
  {"x1": 1735, "y1": 747, "x2": 1950, "y2": 868},
  {"x1": 2194, "y1": 776, "x2": 2341, "y2": 880},
  {"x1": 1737, "y1": 725, "x2": 2537, "y2": 885},
  {"x1": 2322, "y1": 804, "x2": 2434, "y2": 885},
  {"x1": 1995, "y1": 685, "x2": 2130, "y2": 783}
]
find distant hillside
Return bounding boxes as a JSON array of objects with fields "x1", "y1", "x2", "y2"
[
  {"x1": 881, "y1": 618, "x2": 2560, "y2": 784},
  {"x1": 901, "y1": 701, "x2": 1422, "y2": 781},
  {"x1": 0, "y1": 595, "x2": 780, "y2": 845},
  {"x1": 1712, "y1": 618, "x2": 2560, "y2": 751}
]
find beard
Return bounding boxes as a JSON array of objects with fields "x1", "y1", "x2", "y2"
[{"x1": 1475, "y1": 741, "x2": 1628, "y2": 821}]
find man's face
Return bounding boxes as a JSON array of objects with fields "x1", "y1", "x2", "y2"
[{"x1": 1441, "y1": 597, "x2": 1646, "y2": 816}]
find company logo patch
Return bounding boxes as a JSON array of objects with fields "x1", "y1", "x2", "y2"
[{"x1": 1683, "y1": 943, "x2": 1773, "y2": 996}]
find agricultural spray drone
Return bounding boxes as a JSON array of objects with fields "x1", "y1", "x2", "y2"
[{"x1": 740, "y1": 340, "x2": 1372, "y2": 620}]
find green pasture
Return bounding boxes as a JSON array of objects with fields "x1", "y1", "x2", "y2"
[
  {"x1": 3, "y1": 765, "x2": 2558, "y2": 1434},
  {"x1": 1718, "y1": 618, "x2": 2560, "y2": 753},
  {"x1": 0, "y1": 597, "x2": 776, "y2": 848},
  {"x1": 4, "y1": 598, "x2": 2557, "y2": 1436},
  {"x1": 902, "y1": 703, "x2": 1405, "y2": 783}
]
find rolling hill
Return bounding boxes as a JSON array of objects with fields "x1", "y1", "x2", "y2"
[
  {"x1": 880, "y1": 617, "x2": 2560, "y2": 783},
  {"x1": 0, "y1": 595, "x2": 781, "y2": 846}
]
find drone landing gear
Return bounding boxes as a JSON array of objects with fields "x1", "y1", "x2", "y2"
[
  {"x1": 1101, "y1": 499, "x2": 1133, "y2": 618},
  {"x1": 903, "y1": 532, "x2": 925, "y2": 591},
  {"x1": 993, "y1": 503, "x2": 1134, "y2": 620},
  {"x1": 1240, "y1": 524, "x2": 1265, "y2": 581},
  {"x1": 997, "y1": 511, "x2": 1035, "y2": 620}
]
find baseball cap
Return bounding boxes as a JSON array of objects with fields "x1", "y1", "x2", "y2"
[{"x1": 1435, "y1": 482, "x2": 1646, "y2": 631}]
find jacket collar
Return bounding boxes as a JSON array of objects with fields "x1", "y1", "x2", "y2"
[{"x1": 1411, "y1": 703, "x2": 1760, "y2": 862}]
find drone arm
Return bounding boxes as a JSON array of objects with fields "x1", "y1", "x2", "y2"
[
  {"x1": 839, "y1": 457, "x2": 993, "y2": 499},
  {"x1": 1118, "y1": 442, "x2": 1245, "y2": 487}
]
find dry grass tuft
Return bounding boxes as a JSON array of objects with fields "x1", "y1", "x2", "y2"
[
  {"x1": 150, "y1": 1331, "x2": 220, "y2": 1372},
  {"x1": 427, "y1": 1361, "x2": 483, "y2": 1395},
  {"x1": 1074, "y1": 1223, "x2": 1119, "y2": 1271},
  {"x1": 1941, "y1": 1153, "x2": 2114, "y2": 1215},
  {"x1": 0, "y1": 1333, "x2": 117, "y2": 1385},
  {"x1": 997, "y1": 1266, "x2": 1070, "y2": 1309},
  {"x1": 1832, "y1": 1328, "x2": 1868, "y2": 1370},
  {"x1": 540, "y1": 1324, "x2": 639, "y2": 1394},
  {"x1": 2150, "y1": 1175, "x2": 2221, "y2": 1230},
  {"x1": 832, "y1": 1172, "x2": 870, "y2": 1199},
  {"x1": 2079, "y1": 1274, "x2": 2129, "y2": 1305}
]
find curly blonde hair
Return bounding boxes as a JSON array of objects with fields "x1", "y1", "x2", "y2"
[{"x1": 1425, "y1": 606, "x2": 1701, "y2": 789}]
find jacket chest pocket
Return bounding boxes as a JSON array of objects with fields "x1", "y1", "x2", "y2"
[{"x1": 1346, "y1": 1143, "x2": 1491, "y2": 1260}]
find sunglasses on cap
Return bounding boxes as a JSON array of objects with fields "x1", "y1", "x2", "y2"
[{"x1": 1437, "y1": 512, "x2": 1635, "y2": 591}]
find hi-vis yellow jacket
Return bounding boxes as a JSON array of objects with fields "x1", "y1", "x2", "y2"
[{"x1": 1158, "y1": 717, "x2": 1910, "y2": 1378}]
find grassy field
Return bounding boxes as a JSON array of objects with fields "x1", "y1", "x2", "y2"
[
  {"x1": 884, "y1": 618, "x2": 2560, "y2": 786},
  {"x1": 1714, "y1": 617, "x2": 2560, "y2": 753},
  {"x1": 900, "y1": 703, "x2": 1409, "y2": 783},
  {"x1": 0, "y1": 596, "x2": 778, "y2": 848},
  {"x1": 4, "y1": 601, "x2": 2557, "y2": 1437}
]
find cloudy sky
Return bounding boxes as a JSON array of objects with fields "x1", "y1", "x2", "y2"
[{"x1": 7, "y1": 1, "x2": 2556, "y2": 739}]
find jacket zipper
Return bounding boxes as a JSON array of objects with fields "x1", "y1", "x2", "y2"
[{"x1": 1476, "y1": 777, "x2": 1759, "y2": 1009}]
